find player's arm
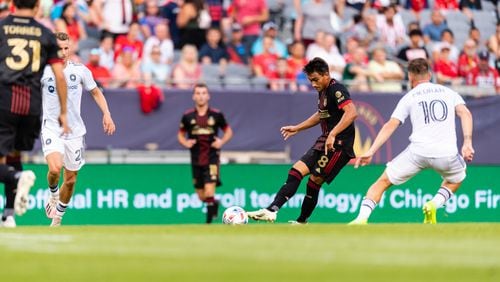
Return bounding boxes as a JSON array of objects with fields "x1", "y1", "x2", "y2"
[
  {"x1": 212, "y1": 126, "x2": 233, "y2": 149},
  {"x1": 89, "y1": 87, "x2": 116, "y2": 135},
  {"x1": 51, "y1": 62, "x2": 70, "y2": 134},
  {"x1": 325, "y1": 102, "x2": 358, "y2": 154},
  {"x1": 355, "y1": 118, "x2": 401, "y2": 168},
  {"x1": 456, "y1": 104, "x2": 474, "y2": 162},
  {"x1": 281, "y1": 112, "x2": 320, "y2": 141},
  {"x1": 177, "y1": 131, "x2": 196, "y2": 149}
]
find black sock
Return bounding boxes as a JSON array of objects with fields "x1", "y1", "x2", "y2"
[
  {"x1": 296, "y1": 179, "x2": 322, "y2": 223},
  {"x1": 4, "y1": 156, "x2": 23, "y2": 213},
  {"x1": 205, "y1": 197, "x2": 216, "y2": 224},
  {"x1": 0, "y1": 164, "x2": 17, "y2": 186},
  {"x1": 267, "y1": 168, "x2": 303, "y2": 212}
]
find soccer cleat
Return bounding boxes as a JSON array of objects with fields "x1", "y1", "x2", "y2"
[
  {"x1": 1, "y1": 216, "x2": 16, "y2": 228},
  {"x1": 348, "y1": 218, "x2": 368, "y2": 225},
  {"x1": 14, "y1": 171, "x2": 36, "y2": 216},
  {"x1": 247, "y1": 208, "x2": 277, "y2": 222},
  {"x1": 423, "y1": 201, "x2": 437, "y2": 224},
  {"x1": 288, "y1": 220, "x2": 307, "y2": 225},
  {"x1": 50, "y1": 216, "x2": 62, "y2": 227},
  {"x1": 45, "y1": 195, "x2": 59, "y2": 219}
]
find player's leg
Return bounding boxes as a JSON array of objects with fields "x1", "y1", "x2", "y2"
[
  {"x1": 203, "y1": 182, "x2": 218, "y2": 224},
  {"x1": 293, "y1": 175, "x2": 324, "y2": 224},
  {"x1": 51, "y1": 169, "x2": 78, "y2": 227},
  {"x1": 44, "y1": 152, "x2": 63, "y2": 218},
  {"x1": 247, "y1": 157, "x2": 311, "y2": 222},
  {"x1": 423, "y1": 154, "x2": 466, "y2": 224},
  {"x1": 350, "y1": 149, "x2": 422, "y2": 224},
  {"x1": 1, "y1": 152, "x2": 22, "y2": 227}
]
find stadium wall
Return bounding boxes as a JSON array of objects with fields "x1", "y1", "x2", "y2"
[
  {"x1": 6, "y1": 164, "x2": 500, "y2": 225},
  {"x1": 52, "y1": 89, "x2": 500, "y2": 164}
]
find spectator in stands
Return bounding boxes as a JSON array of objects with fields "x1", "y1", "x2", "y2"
[
  {"x1": 0, "y1": 1, "x2": 8, "y2": 19},
  {"x1": 142, "y1": 45, "x2": 172, "y2": 86},
  {"x1": 487, "y1": 23, "x2": 500, "y2": 56},
  {"x1": 435, "y1": 0, "x2": 459, "y2": 10},
  {"x1": 295, "y1": 0, "x2": 335, "y2": 47},
  {"x1": 140, "y1": 0, "x2": 165, "y2": 38},
  {"x1": 342, "y1": 47, "x2": 373, "y2": 92},
  {"x1": 460, "y1": 0, "x2": 482, "y2": 23},
  {"x1": 345, "y1": 0, "x2": 370, "y2": 11},
  {"x1": 376, "y1": 4, "x2": 406, "y2": 54},
  {"x1": 206, "y1": 0, "x2": 224, "y2": 27},
  {"x1": 432, "y1": 29, "x2": 460, "y2": 62},
  {"x1": 423, "y1": 10, "x2": 448, "y2": 44},
  {"x1": 98, "y1": 34, "x2": 115, "y2": 71},
  {"x1": 343, "y1": 37, "x2": 368, "y2": 64},
  {"x1": 142, "y1": 22, "x2": 174, "y2": 65},
  {"x1": 114, "y1": 22, "x2": 144, "y2": 61},
  {"x1": 468, "y1": 26, "x2": 483, "y2": 48},
  {"x1": 252, "y1": 21, "x2": 288, "y2": 58},
  {"x1": 397, "y1": 29, "x2": 429, "y2": 62},
  {"x1": 310, "y1": 33, "x2": 346, "y2": 80},
  {"x1": 458, "y1": 39, "x2": 479, "y2": 78},
  {"x1": 35, "y1": 1, "x2": 55, "y2": 31},
  {"x1": 305, "y1": 30, "x2": 326, "y2": 60},
  {"x1": 287, "y1": 41, "x2": 308, "y2": 79},
  {"x1": 199, "y1": 27, "x2": 229, "y2": 64},
  {"x1": 86, "y1": 48, "x2": 112, "y2": 87},
  {"x1": 172, "y1": 44, "x2": 202, "y2": 89},
  {"x1": 231, "y1": 0, "x2": 269, "y2": 54},
  {"x1": 434, "y1": 44, "x2": 463, "y2": 85},
  {"x1": 161, "y1": 0, "x2": 181, "y2": 49},
  {"x1": 226, "y1": 23, "x2": 251, "y2": 64},
  {"x1": 467, "y1": 50, "x2": 500, "y2": 92},
  {"x1": 111, "y1": 47, "x2": 142, "y2": 88},
  {"x1": 368, "y1": 47, "x2": 405, "y2": 92},
  {"x1": 269, "y1": 57, "x2": 297, "y2": 92},
  {"x1": 54, "y1": 2, "x2": 87, "y2": 42},
  {"x1": 252, "y1": 36, "x2": 279, "y2": 78},
  {"x1": 351, "y1": 13, "x2": 381, "y2": 51},
  {"x1": 405, "y1": 0, "x2": 429, "y2": 19},
  {"x1": 96, "y1": 0, "x2": 134, "y2": 37},
  {"x1": 176, "y1": 0, "x2": 210, "y2": 49}
]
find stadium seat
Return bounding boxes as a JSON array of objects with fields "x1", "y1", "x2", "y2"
[
  {"x1": 225, "y1": 63, "x2": 252, "y2": 78},
  {"x1": 78, "y1": 38, "x2": 100, "y2": 52},
  {"x1": 201, "y1": 64, "x2": 224, "y2": 89}
]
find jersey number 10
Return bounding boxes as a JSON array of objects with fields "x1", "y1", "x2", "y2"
[
  {"x1": 6, "y1": 38, "x2": 41, "y2": 72},
  {"x1": 418, "y1": 100, "x2": 448, "y2": 124}
]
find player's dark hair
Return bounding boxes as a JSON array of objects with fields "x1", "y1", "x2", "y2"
[
  {"x1": 55, "y1": 32, "x2": 69, "y2": 41},
  {"x1": 193, "y1": 83, "x2": 208, "y2": 92},
  {"x1": 408, "y1": 58, "x2": 430, "y2": 76},
  {"x1": 13, "y1": 0, "x2": 39, "y2": 9},
  {"x1": 303, "y1": 57, "x2": 329, "y2": 76}
]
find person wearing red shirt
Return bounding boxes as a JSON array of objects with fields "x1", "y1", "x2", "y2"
[
  {"x1": 287, "y1": 41, "x2": 307, "y2": 78},
  {"x1": 434, "y1": 44, "x2": 462, "y2": 85},
  {"x1": 252, "y1": 36, "x2": 278, "y2": 78},
  {"x1": 435, "y1": 0, "x2": 459, "y2": 10},
  {"x1": 85, "y1": 49, "x2": 112, "y2": 87},
  {"x1": 467, "y1": 51, "x2": 500, "y2": 93},
  {"x1": 114, "y1": 22, "x2": 144, "y2": 61},
  {"x1": 269, "y1": 58, "x2": 297, "y2": 91},
  {"x1": 457, "y1": 39, "x2": 479, "y2": 78}
]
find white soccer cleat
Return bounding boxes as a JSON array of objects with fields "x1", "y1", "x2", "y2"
[
  {"x1": 50, "y1": 216, "x2": 62, "y2": 227},
  {"x1": 348, "y1": 218, "x2": 368, "y2": 225},
  {"x1": 288, "y1": 220, "x2": 307, "y2": 225},
  {"x1": 45, "y1": 195, "x2": 59, "y2": 219},
  {"x1": 247, "y1": 208, "x2": 277, "y2": 222},
  {"x1": 14, "y1": 171, "x2": 36, "y2": 216},
  {"x1": 1, "y1": 216, "x2": 16, "y2": 228}
]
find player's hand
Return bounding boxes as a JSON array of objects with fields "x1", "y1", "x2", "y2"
[
  {"x1": 354, "y1": 152, "x2": 374, "y2": 169},
  {"x1": 184, "y1": 139, "x2": 197, "y2": 149},
  {"x1": 280, "y1": 125, "x2": 299, "y2": 140},
  {"x1": 103, "y1": 114, "x2": 116, "y2": 135},
  {"x1": 462, "y1": 143, "x2": 475, "y2": 162},
  {"x1": 211, "y1": 137, "x2": 223, "y2": 149},
  {"x1": 58, "y1": 113, "x2": 70, "y2": 136},
  {"x1": 324, "y1": 134, "x2": 336, "y2": 155}
]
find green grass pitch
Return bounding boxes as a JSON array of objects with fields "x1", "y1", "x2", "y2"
[{"x1": 0, "y1": 224, "x2": 499, "y2": 282}]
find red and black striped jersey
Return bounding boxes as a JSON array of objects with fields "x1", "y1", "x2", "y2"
[{"x1": 0, "y1": 15, "x2": 62, "y2": 115}]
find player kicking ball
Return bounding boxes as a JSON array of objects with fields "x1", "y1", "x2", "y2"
[
  {"x1": 247, "y1": 57, "x2": 358, "y2": 223},
  {"x1": 42, "y1": 32, "x2": 116, "y2": 227},
  {"x1": 349, "y1": 58, "x2": 474, "y2": 225}
]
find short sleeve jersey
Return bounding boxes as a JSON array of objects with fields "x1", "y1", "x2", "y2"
[
  {"x1": 0, "y1": 15, "x2": 62, "y2": 115},
  {"x1": 179, "y1": 108, "x2": 229, "y2": 166},
  {"x1": 391, "y1": 82, "x2": 465, "y2": 157},
  {"x1": 313, "y1": 79, "x2": 355, "y2": 151}
]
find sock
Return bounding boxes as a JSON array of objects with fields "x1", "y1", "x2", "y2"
[
  {"x1": 267, "y1": 168, "x2": 303, "y2": 212},
  {"x1": 0, "y1": 164, "x2": 17, "y2": 186},
  {"x1": 296, "y1": 179, "x2": 321, "y2": 223},
  {"x1": 205, "y1": 197, "x2": 216, "y2": 224},
  {"x1": 1, "y1": 209, "x2": 14, "y2": 221},
  {"x1": 3, "y1": 157, "x2": 22, "y2": 218},
  {"x1": 55, "y1": 201, "x2": 68, "y2": 218},
  {"x1": 357, "y1": 198, "x2": 377, "y2": 221},
  {"x1": 49, "y1": 184, "x2": 60, "y2": 198},
  {"x1": 431, "y1": 186, "x2": 453, "y2": 209}
]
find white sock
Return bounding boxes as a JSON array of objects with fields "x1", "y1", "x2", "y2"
[
  {"x1": 49, "y1": 184, "x2": 59, "y2": 198},
  {"x1": 55, "y1": 201, "x2": 68, "y2": 218},
  {"x1": 357, "y1": 198, "x2": 377, "y2": 220},
  {"x1": 431, "y1": 187, "x2": 453, "y2": 208}
]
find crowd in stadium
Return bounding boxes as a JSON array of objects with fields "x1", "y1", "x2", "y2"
[{"x1": 1, "y1": 0, "x2": 498, "y2": 93}]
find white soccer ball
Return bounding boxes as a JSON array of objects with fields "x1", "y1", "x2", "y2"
[{"x1": 222, "y1": 206, "x2": 248, "y2": 225}]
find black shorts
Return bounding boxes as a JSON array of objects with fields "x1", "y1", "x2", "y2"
[
  {"x1": 192, "y1": 164, "x2": 221, "y2": 189},
  {"x1": 300, "y1": 147, "x2": 353, "y2": 184},
  {"x1": 0, "y1": 111, "x2": 41, "y2": 156}
]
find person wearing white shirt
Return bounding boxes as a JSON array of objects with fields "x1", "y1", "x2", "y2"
[
  {"x1": 142, "y1": 22, "x2": 174, "y2": 65},
  {"x1": 350, "y1": 58, "x2": 474, "y2": 225},
  {"x1": 41, "y1": 32, "x2": 116, "y2": 227}
]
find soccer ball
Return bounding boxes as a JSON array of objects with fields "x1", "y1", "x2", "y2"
[{"x1": 222, "y1": 206, "x2": 248, "y2": 225}]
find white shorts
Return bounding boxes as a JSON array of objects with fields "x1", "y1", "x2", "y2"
[
  {"x1": 41, "y1": 130, "x2": 86, "y2": 171},
  {"x1": 386, "y1": 148, "x2": 466, "y2": 185}
]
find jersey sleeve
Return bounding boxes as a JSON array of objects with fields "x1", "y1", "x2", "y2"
[
  {"x1": 46, "y1": 32, "x2": 63, "y2": 65},
  {"x1": 391, "y1": 95, "x2": 410, "y2": 124},
  {"x1": 216, "y1": 112, "x2": 229, "y2": 131},
  {"x1": 330, "y1": 83, "x2": 352, "y2": 109},
  {"x1": 452, "y1": 91, "x2": 466, "y2": 107},
  {"x1": 179, "y1": 114, "x2": 188, "y2": 133},
  {"x1": 81, "y1": 65, "x2": 98, "y2": 91}
]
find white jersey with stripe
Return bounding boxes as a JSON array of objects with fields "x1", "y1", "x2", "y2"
[
  {"x1": 41, "y1": 61, "x2": 97, "y2": 139},
  {"x1": 391, "y1": 82, "x2": 466, "y2": 158}
]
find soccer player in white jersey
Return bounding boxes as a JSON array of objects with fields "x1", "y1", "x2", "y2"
[
  {"x1": 42, "y1": 32, "x2": 116, "y2": 227},
  {"x1": 349, "y1": 58, "x2": 474, "y2": 224}
]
